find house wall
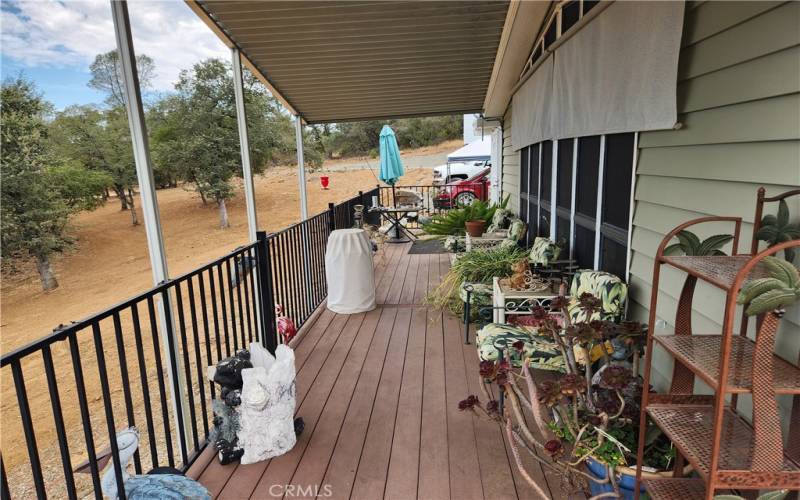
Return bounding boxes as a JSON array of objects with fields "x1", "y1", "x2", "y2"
[
  {"x1": 629, "y1": 1, "x2": 800, "y2": 420},
  {"x1": 498, "y1": 1, "x2": 800, "y2": 418},
  {"x1": 502, "y1": 107, "x2": 520, "y2": 213}
]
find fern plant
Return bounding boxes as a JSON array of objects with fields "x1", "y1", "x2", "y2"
[
  {"x1": 422, "y1": 195, "x2": 508, "y2": 236},
  {"x1": 737, "y1": 256, "x2": 800, "y2": 316},
  {"x1": 664, "y1": 230, "x2": 733, "y2": 256},
  {"x1": 757, "y1": 199, "x2": 800, "y2": 263}
]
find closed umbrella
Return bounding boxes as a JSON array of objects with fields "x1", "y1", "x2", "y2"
[
  {"x1": 378, "y1": 125, "x2": 406, "y2": 241},
  {"x1": 378, "y1": 125, "x2": 404, "y2": 186}
]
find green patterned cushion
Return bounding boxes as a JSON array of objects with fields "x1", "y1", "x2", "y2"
[
  {"x1": 506, "y1": 219, "x2": 527, "y2": 243},
  {"x1": 529, "y1": 237, "x2": 561, "y2": 266},
  {"x1": 476, "y1": 323, "x2": 566, "y2": 371},
  {"x1": 487, "y1": 208, "x2": 513, "y2": 233},
  {"x1": 567, "y1": 270, "x2": 628, "y2": 323}
]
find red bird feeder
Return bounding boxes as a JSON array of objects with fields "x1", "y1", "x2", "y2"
[{"x1": 320, "y1": 176, "x2": 330, "y2": 190}]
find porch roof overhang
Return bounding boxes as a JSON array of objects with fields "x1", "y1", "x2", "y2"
[{"x1": 187, "y1": 0, "x2": 510, "y2": 124}]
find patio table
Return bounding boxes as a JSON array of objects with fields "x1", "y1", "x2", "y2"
[{"x1": 369, "y1": 206, "x2": 418, "y2": 243}]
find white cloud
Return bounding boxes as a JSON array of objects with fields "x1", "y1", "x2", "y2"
[{"x1": 1, "y1": 0, "x2": 230, "y2": 90}]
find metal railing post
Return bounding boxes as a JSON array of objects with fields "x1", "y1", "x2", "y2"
[
  {"x1": 256, "y1": 231, "x2": 278, "y2": 353},
  {"x1": 328, "y1": 202, "x2": 336, "y2": 232}
]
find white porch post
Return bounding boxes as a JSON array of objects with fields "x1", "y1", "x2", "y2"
[
  {"x1": 231, "y1": 47, "x2": 265, "y2": 341},
  {"x1": 109, "y1": 0, "x2": 189, "y2": 459},
  {"x1": 231, "y1": 47, "x2": 259, "y2": 242},
  {"x1": 295, "y1": 115, "x2": 309, "y2": 220},
  {"x1": 294, "y1": 115, "x2": 313, "y2": 305}
]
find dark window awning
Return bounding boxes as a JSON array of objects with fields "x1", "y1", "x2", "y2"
[{"x1": 188, "y1": 1, "x2": 509, "y2": 124}]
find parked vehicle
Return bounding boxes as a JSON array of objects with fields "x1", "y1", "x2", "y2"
[
  {"x1": 433, "y1": 160, "x2": 489, "y2": 184},
  {"x1": 434, "y1": 167, "x2": 490, "y2": 208}
]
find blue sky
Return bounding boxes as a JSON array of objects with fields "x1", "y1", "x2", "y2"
[{"x1": 1, "y1": 0, "x2": 229, "y2": 109}]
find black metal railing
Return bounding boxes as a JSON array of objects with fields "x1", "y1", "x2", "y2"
[
  {"x1": 0, "y1": 187, "x2": 379, "y2": 499},
  {"x1": 377, "y1": 184, "x2": 467, "y2": 228}
]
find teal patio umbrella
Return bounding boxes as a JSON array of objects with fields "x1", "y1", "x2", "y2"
[{"x1": 378, "y1": 125, "x2": 404, "y2": 186}]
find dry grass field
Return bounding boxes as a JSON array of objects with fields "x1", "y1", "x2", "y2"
[{"x1": 0, "y1": 156, "x2": 441, "y2": 497}]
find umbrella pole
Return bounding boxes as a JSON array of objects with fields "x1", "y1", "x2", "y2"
[{"x1": 392, "y1": 184, "x2": 397, "y2": 208}]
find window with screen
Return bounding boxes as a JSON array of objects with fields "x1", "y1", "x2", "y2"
[
  {"x1": 516, "y1": 133, "x2": 637, "y2": 280},
  {"x1": 574, "y1": 136, "x2": 600, "y2": 267},
  {"x1": 555, "y1": 139, "x2": 573, "y2": 248},
  {"x1": 599, "y1": 133, "x2": 635, "y2": 277},
  {"x1": 539, "y1": 141, "x2": 553, "y2": 236}
]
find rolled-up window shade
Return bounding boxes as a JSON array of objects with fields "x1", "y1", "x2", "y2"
[
  {"x1": 511, "y1": 55, "x2": 554, "y2": 150},
  {"x1": 551, "y1": 1, "x2": 684, "y2": 139}
]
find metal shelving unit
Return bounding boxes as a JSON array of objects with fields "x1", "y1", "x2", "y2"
[{"x1": 634, "y1": 188, "x2": 800, "y2": 499}]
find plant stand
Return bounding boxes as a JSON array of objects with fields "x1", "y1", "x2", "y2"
[
  {"x1": 634, "y1": 192, "x2": 800, "y2": 499},
  {"x1": 491, "y1": 276, "x2": 560, "y2": 323}
]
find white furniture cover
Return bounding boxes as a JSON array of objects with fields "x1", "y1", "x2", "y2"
[{"x1": 325, "y1": 228, "x2": 376, "y2": 314}]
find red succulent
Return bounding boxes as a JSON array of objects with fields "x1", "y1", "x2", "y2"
[
  {"x1": 458, "y1": 395, "x2": 480, "y2": 411},
  {"x1": 544, "y1": 439, "x2": 564, "y2": 458}
]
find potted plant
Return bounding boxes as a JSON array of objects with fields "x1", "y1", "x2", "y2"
[
  {"x1": 459, "y1": 295, "x2": 678, "y2": 499},
  {"x1": 422, "y1": 196, "x2": 508, "y2": 236},
  {"x1": 465, "y1": 218, "x2": 487, "y2": 237}
]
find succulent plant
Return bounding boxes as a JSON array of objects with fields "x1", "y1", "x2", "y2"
[
  {"x1": 664, "y1": 230, "x2": 733, "y2": 256},
  {"x1": 737, "y1": 256, "x2": 800, "y2": 316},
  {"x1": 756, "y1": 199, "x2": 800, "y2": 263}
]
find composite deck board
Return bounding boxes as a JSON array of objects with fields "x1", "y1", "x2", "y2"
[
  {"x1": 383, "y1": 307, "x2": 426, "y2": 500},
  {"x1": 284, "y1": 308, "x2": 384, "y2": 500},
  {"x1": 442, "y1": 312, "x2": 484, "y2": 500},
  {"x1": 349, "y1": 307, "x2": 412, "y2": 499},
  {"x1": 248, "y1": 313, "x2": 367, "y2": 497},
  {"x1": 192, "y1": 243, "x2": 578, "y2": 499},
  {"x1": 319, "y1": 308, "x2": 399, "y2": 498},
  {"x1": 461, "y1": 324, "x2": 520, "y2": 500},
  {"x1": 398, "y1": 246, "x2": 421, "y2": 304},
  {"x1": 418, "y1": 308, "x2": 450, "y2": 499}
]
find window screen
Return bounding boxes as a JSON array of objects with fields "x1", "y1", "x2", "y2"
[
  {"x1": 602, "y1": 133, "x2": 635, "y2": 229},
  {"x1": 519, "y1": 146, "x2": 529, "y2": 228},
  {"x1": 576, "y1": 136, "x2": 600, "y2": 217},
  {"x1": 574, "y1": 225, "x2": 595, "y2": 270},
  {"x1": 561, "y1": 1, "x2": 580, "y2": 33},
  {"x1": 583, "y1": 0, "x2": 600, "y2": 15},
  {"x1": 540, "y1": 141, "x2": 553, "y2": 202},
  {"x1": 600, "y1": 236, "x2": 627, "y2": 279},
  {"x1": 544, "y1": 20, "x2": 557, "y2": 48}
]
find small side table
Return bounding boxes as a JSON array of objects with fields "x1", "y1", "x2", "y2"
[{"x1": 491, "y1": 277, "x2": 561, "y2": 323}]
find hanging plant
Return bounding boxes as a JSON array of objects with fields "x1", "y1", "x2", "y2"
[{"x1": 757, "y1": 199, "x2": 800, "y2": 263}]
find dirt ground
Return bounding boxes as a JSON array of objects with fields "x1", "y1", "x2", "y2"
[
  {"x1": 1, "y1": 165, "x2": 432, "y2": 354},
  {"x1": 0, "y1": 162, "x2": 435, "y2": 495}
]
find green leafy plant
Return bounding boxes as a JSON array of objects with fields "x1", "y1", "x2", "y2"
[
  {"x1": 737, "y1": 256, "x2": 800, "y2": 316},
  {"x1": 757, "y1": 199, "x2": 800, "y2": 263},
  {"x1": 422, "y1": 196, "x2": 509, "y2": 236},
  {"x1": 427, "y1": 244, "x2": 527, "y2": 314},
  {"x1": 664, "y1": 230, "x2": 733, "y2": 256}
]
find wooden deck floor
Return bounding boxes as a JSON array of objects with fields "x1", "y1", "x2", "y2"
[{"x1": 188, "y1": 242, "x2": 578, "y2": 499}]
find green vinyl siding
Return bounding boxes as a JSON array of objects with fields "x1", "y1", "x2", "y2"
[
  {"x1": 631, "y1": 0, "x2": 800, "y2": 418},
  {"x1": 502, "y1": 107, "x2": 520, "y2": 213}
]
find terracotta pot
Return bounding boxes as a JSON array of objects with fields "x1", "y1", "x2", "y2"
[{"x1": 465, "y1": 219, "x2": 486, "y2": 237}]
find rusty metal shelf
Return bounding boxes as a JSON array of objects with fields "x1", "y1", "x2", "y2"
[
  {"x1": 642, "y1": 478, "x2": 706, "y2": 500},
  {"x1": 646, "y1": 404, "x2": 800, "y2": 487},
  {"x1": 654, "y1": 335, "x2": 800, "y2": 394},
  {"x1": 660, "y1": 255, "x2": 767, "y2": 291}
]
